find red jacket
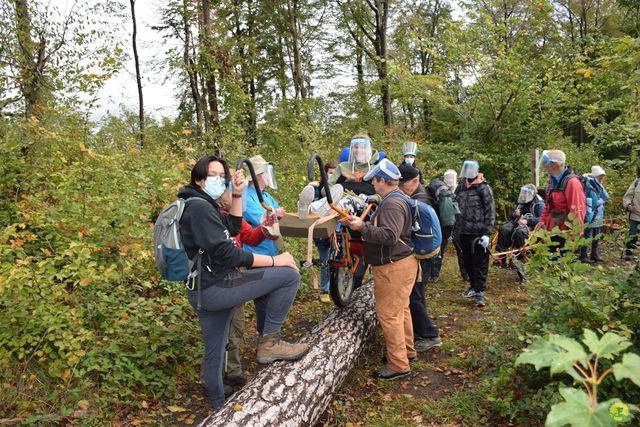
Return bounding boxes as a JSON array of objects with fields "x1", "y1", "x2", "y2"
[
  {"x1": 539, "y1": 171, "x2": 586, "y2": 232},
  {"x1": 236, "y1": 217, "x2": 267, "y2": 247}
]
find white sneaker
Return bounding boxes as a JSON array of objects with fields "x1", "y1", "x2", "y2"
[
  {"x1": 297, "y1": 184, "x2": 316, "y2": 219},
  {"x1": 310, "y1": 184, "x2": 344, "y2": 217}
]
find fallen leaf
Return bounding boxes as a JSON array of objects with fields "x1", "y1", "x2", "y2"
[
  {"x1": 141, "y1": 400, "x2": 148, "y2": 409},
  {"x1": 233, "y1": 403, "x2": 243, "y2": 412},
  {"x1": 167, "y1": 405, "x2": 187, "y2": 413},
  {"x1": 77, "y1": 400, "x2": 89, "y2": 410}
]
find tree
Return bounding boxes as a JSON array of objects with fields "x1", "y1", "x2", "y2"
[{"x1": 129, "y1": 0, "x2": 144, "y2": 148}]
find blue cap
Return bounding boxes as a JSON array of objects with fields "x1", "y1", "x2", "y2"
[
  {"x1": 339, "y1": 147, "x2": 350, "y2": 163},
  {"x1": 364, "y1": 158, "x2": 402, "y2": 181}
]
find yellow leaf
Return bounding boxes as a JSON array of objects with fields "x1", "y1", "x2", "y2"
[
  {"x1": 77, "y1": 400, "x2": 90, "y2": 410},
  {"x1": 141, "y1": 400, "x2": 149, "y2": 409},
  {"x1": 79, "y1": 143, "x2": 88, "y2": 152},
  {"x1": 583, "y1": 70, "x2": 592, "y2": 78},
  {"x1": 233, "y1": 403, "x2": 243, "y2": 412},
  {"x1": 167, "y1": 405, "x2": 187, "y2": 413}
]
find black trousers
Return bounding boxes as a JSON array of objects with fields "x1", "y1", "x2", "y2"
[
  {"x1": 459, "y1": 234, "x2": 489, "y2": 293},
  {"x1": 409, "y1": 258, "x2": 439, "y2": 340}
]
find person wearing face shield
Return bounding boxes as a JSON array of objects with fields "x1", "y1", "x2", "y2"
[
  {"x1": 455, "y1": 160, "x2": 495, "y2": 307},
  {"x1": 494, "y1": 184, "x2": 545, "y2": 267},
  {"x1": 533, "y1": 150, "x2": 586, "y2": 251},
  {"x1": 579, "y1": 166, "x2": 609, "y2": 263},
  {"x1": 398, "y1": 141, "x2": 423, "y2": 184},
  {"x1": 177, "y1": 155, "x2": 308, "y2": 410},
  {"x1": 243, "y1": 155, "x2": 286, "y2": 258},
  {"x1": 326, "y1": 134, "x2": 379, "y2": 195}
]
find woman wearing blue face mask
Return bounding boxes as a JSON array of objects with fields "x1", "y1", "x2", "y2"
[
  {"x1": 177, "y1": 155, "x2": 309, "y2": 410},
  {"x1": 398, "y1": 141, "x2": 423, "y2": 183}
]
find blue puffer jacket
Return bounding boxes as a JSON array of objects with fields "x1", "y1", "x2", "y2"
[{"x1": 591, "y1": 179, "x2": 609, "y2": 228}]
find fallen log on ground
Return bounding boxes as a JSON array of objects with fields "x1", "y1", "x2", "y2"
[{"x1": 199, "y1": 281, "x2": 378, "y2": 427}]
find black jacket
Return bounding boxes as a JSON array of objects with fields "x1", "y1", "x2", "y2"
[
  {"x1": 178, "y1": 184, "x2": 254, "y2": 286},
  {"x1": 455, "y1": 175, "x2": 495, "y2": 236}
]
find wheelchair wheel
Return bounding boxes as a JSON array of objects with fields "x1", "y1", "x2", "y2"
[{"x1": 329, "y1": 265, "x2": 355, "y2": 307}]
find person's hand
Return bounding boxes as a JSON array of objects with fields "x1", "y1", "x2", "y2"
[
  {"x1": 514, "y1": 208, "x2": 521, "y2": 217},
  {"x1": 274, "y1": 252, "x2": 298, "y2": 270},
  {"x1": 232, "y1": 169, "x2": 245, "y2": 195},
  {"x1": 275, "y1": 207, "x2": 286, "y2": 218},
  {"x1": 534, "y1": 221, "x2": 545, "y2": 232},
  {"x1": 519, "y1": 219, "x2": 527, "y2": 226},
  {"x1": 479, "y1": 235, "x2": 490, "y2": 249},
  {"x1": 343, "y1": 216, "x2": 364, "y2": 231},
  {"x1": 309, "y1": 181, "x2": 320, "y2": 187}
]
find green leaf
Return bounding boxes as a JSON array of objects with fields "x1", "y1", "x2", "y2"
[
  {"x1": 582, "y1": 329, "x2": 631, "y2": 360},
  {"x1": 515, "y1": 338, "x2": 559, "y2": 370},
  {"x1": 548, "y1": 335, "x2": 589, "y2": 380},
  {"x1": 545, "y1": 388, "x2": 617, "y2": 427},
  {"x1": 613, "y1": 353, "x2": 640, "y2": 387}
]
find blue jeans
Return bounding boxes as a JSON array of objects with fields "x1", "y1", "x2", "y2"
[
  {"x1": 187, "y1": 267, "x2": 300, "y2": 409},
  {"x1": 314, "y1": 238, "x2": 331, "y2": 293}
]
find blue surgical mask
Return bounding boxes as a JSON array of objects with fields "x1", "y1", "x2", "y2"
[
  {"x1": 405, "y1": 157, "x2": 415, "y2": 166},
  {"x1": 204, "y1": 176, "x2": 226, "y2": 199}
]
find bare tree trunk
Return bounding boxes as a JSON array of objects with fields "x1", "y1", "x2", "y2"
[
  {"x1": 184, "y1": 0, "x2": 203, "y2": 135},
  {"x1": 200, "y1": 283, "x2": 379, "y2": 426},
  {"x1": 376, "y1": 0, "x2": 391, "y2": 127},
  {"x1": 286, "y1": 0, "x2": 306, "y2": 99},
  {"x1": 130, "y1": 0, "x2": 144, "y2": 148},
  {"x1": 201, "y1": 0, "x2": 220, "y2": 136},
  {"x1": 14, "y1": 0, "x2": 45, "y2": 119}
]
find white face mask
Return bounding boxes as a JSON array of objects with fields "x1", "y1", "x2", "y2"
[
  {"x1": 204, "y1": 176, "x2": 226, "y2": 199},
  {"x1": 404, "y1": 157, "x2": 415, "y2": 166}
]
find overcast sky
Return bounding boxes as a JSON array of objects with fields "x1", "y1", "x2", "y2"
[{"x1": 82, "y1": 0, "x2": 465, "y2": 122}]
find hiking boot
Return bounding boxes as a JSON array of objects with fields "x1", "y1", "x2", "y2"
[
  {"x1": 319, "y1": 293, "x2": 331, "y2": 303},
  {"x1": 297, "y1": 184, "x2": 316, "y2": 219},
  {"x1": 462, "y1": 288, "x2": 476, "y2": 298},
  {"x1": 382, "y1": 354, "x2": 417, "y2": 364},
  {"x1": 591, "y1": 250, "x2": 604, "y2": 262},
  {"x1": 256, "y1": 333, "x2": 309, "y2": 364},
  {"x1": 225, "y1": 374, "x2": 246, "y2": 388},
  {"x1": 623, "y1": 252, "x2": 636, "y2": 261},
  {"x1": 579, "y1": 256, "x2": 595, "y2": 264},
  {"x1": 475, "y1": 292, "x2": 486, "y2": 308},
  {"x1": 414, "y1": 336, "x2": 443, "y2": 352},
  {"x1": 375, "y1": 367, "x2": 411, "y2": 381}
]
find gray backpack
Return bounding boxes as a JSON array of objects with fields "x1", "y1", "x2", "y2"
[{"x1": 153, "y1": 197, "x2": 205, "y2": 281}]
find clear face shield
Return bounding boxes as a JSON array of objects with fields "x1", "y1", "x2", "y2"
[
  {"x1": 536, "y1": 150, "x2": 553, "y2": 176},
  {"x1": 264, "y1": 163, "x2": 278, "y2": 190},
  {"x1": 517, "y1": 186, "x2": 535, "y2": 204},
  {"x1": 444, "y1": 170, "x2": 457, "y2": 190},
  {"x1": 402, "y1": 141, "x2": 418, "y2": 156},
  {"x1": 349, "y1": 138, "x2": 372, "y2": 164},
  {"x1": 459, "y1": 160, "x2": 479, "y2": 179}
]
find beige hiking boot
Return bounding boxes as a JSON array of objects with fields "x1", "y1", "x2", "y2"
[{"x1": 256, "y1": 333, "x2": 309, "y2": 364}]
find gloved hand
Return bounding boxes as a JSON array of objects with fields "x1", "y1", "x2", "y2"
[{"x1": 479, "y1": 235, "x2": 490, "y2": 249}]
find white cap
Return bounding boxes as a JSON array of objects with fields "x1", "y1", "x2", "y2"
[
  {"x1": 591, "y1": 165, "x2": 605, "y2": 177},
  {"x1": 363, "y1": 158, "x2": 402, "y2": 181}
]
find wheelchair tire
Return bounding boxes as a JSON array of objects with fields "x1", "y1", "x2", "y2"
[{"x1": 329, "y1": 265, "x2": 355, "y2": 307}]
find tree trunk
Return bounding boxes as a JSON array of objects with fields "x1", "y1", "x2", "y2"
[
  {"x1": 200, "y1": 283, "x2": 378, "y2": 426},
  {"x1": 130, "y1": 0, "x2": 144, "y2": 148},
  {"x1": 184, "y1": 0, "x2": 203, "y2": 135},
  {"x1": 200, "y1": 0, "x2": 220, "y2": 136},
  {"x1": 286, "y1": 0, "x2": 306, "y2": 99},
  {"x1": 14, "y1": 0, "x2": 45, "y2": 119},
  {"x1": 375, "y1": 0, "x2": 391, "y2": 127}
]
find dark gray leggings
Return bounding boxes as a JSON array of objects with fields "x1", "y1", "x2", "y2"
[{"x1": 187, "y1": 266, "x2": 300, "y2": 409}]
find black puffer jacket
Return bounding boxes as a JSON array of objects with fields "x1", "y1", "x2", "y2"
[
  {"x1": 455, "y1": 174, "x2": 495, "y2": 236},
  {"x1": 178, "y1": 184, "x2": 254, "y2": 287}
]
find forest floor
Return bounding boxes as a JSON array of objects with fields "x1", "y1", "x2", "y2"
[{"x1": 163, "y1": 245, "x2": 533, "y2": 426}]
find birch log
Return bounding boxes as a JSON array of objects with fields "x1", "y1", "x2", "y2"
[{"x1": 199, "y1": 282, "x2": 378, "y2": 427}]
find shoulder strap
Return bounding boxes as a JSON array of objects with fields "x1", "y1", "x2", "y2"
[{"x1": 557, "y1": 173, "x2": 577, "y2": 194}]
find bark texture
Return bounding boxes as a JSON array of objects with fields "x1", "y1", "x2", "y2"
[{"x1": 199, "y1": 282, "x2": 378, "y2": 426}]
